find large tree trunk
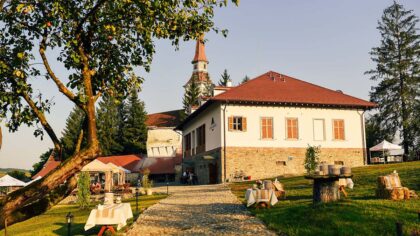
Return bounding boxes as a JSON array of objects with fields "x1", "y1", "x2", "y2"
[{"x1": 0, "y1": 141, "x2": 99, "y2": 229}]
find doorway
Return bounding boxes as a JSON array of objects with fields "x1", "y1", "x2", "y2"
[{"x1": 208, "y1": 163, "x2": 218, "y2": 184}]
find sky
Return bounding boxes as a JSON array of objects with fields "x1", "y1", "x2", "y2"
[{"x1": 0, "y1": 0, "x2": 419, "y2": 170}]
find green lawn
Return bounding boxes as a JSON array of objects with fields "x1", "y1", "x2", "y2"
[
  {"x1": 0, "y1": 194, "x2": 167, "y2": 236},
  {"x1": 230, "y1": 161, "x2": 420, "y2": 236}
]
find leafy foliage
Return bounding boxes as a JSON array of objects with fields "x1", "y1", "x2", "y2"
[
  {"x1": 241, "y1": 75, "x2": 250, "y2": 84},
  {"x1": 218, "y1": 69, "x2": 231, "y2": 86},
  {"x1": 0, "y1": 0, "x2": 239, "y2": 138},
  {"x1": 30, "y1": 149, "x2": 53, "y2": 176},
  {"x1": 366, "y1": 2, "x2": 420, "y2": 159},
  {"x1": 76, "y1": 171, "x2": 90, "y2": 210},
  {"x1": 61, "y1": 106, "x2": 86, "y2": 159},
  {"x1": 183, "y1": 77, "x2": 201, "y2": 114},
  {"x1": 304, "y1": 145, "x2": 321, "y2": 174},
  {"x1": 7, "y1": 170, "x2": 29, "y2": 182},
  {"x1": 97, "y1": 93, "x2": 124, "y2": 156},
  {"x1": 121, "y1": 88, "x2": 148, "y2": 154}
]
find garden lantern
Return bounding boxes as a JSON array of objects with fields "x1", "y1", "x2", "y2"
[
  {"x1": 166, "y1": 182, "x2": 169, "y2": 195},
  {"x1": 66, "y1": 212, "x2": 74, "y2": 236},
  {"x1": 135, "y1": 186, "x2": 139, "y2": 214}
]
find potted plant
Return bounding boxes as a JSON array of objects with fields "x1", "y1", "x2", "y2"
[{"x1": 141, "y1": 169, "x2": 153, "y2": 195}]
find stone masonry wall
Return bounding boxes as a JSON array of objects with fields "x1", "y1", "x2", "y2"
[{"x1": 223, "y1": 147, "x2": 364, "y2": 181}]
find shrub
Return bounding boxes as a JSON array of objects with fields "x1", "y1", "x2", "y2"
[
  {"x1": 77, "y1": 172, "x2": 91, "y2": 209},
  {"x1": 305, "y1": 145, "x2": 321, "y2": 174}
]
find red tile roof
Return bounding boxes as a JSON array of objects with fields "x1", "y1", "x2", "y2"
[
  {"x1": 97, "y1": 155, "x2": 142, "y2": 173},
  {"x1": 140, "y1": 155, "x2": 182, "y2": 174},
  {"x1": 146, "y1": 110, "x2": 183, "y2": 128},
  {"x1": 32, "y1": 156, "x2": 60, "y2": 179},
  {"x1": 212, "y1": 71, "x2": 376, "y2": 108},
  {"x1": 192, "y1": 35, "x2": 207, "y2": 63}
]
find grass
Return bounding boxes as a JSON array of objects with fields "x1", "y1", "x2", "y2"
[
  {"x1": 230, "y1": 161, "x2": 420, "y2": 236},
  {"x1": 0, "y1": 194, "x2": 167, "y2": 236}
]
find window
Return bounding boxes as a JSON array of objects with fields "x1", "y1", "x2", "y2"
[
  {"x1": 228, "y1": 116, "x2": 247, "y2": 132},
  {"x1": 261, "y1": 117, "x2": 273, "y2": 139},
  {"x1": 313, "y1": 119, "x2": 325, "y2": 141},
  {"x1": 333, "y1": 119, "x2": 345, "y2": 140},
  {"x1": 196, "y1": 124, "x2": 206, "y2": 153},
  {"x1": 184, "y1": 133, "x2": 191, "y2": 157},
  {"x1": 286, "y1": 118, "x2": 298, "y2": 139}
]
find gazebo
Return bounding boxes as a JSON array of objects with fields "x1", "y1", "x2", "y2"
[
  {"x1": 106, "y1": 162, "x2": 128, "y2": 186},
  {"x1": 369, "y1": 140, "x2": 404, "y2": 164},
  {"x1": 81, "y1": 159, "x2": 115, "y2": 192},
  {"x1": 0, "y1": 175, "x2": 26, "y2": 196}
]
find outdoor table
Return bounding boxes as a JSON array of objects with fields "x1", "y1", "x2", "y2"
[
  {"x1": 245, "y1": 188, "x2": 278, "y2": 207},
  {"x1": 85, "y1": 203, "x2": 133, "y2": 235},
  {"x1": 305, "y1": 174, "x2": 353, "y2": 204}
]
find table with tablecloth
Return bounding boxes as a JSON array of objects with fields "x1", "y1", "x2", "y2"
[
  {"x1": 85, "y1": 203, "x2": 133, "y2": 231},
  {"x1": 245, "y1": 188, "x2": 278, "y2": 207}
]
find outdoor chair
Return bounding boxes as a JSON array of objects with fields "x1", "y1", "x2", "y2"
[{"x1": 376, "y1": 172, "x2": 412, "y2": 200}]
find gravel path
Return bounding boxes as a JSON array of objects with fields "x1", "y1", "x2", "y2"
[{"x1": 126, "y1": 184, "x2": 276, "y2": 236}]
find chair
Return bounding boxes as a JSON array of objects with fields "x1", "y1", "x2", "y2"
[{"x1": 376, "y1": 172, "x2": 411, "y2": 200}]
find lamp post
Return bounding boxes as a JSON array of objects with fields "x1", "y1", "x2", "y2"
[
  {"x1": 66, "y1": 212, "x2": 73, "y2": 236},
  {"x1": 135, "y1": 186, "x2": 139, "y2": 215},
  {"x1": 166, "y1": 182, "x2": 169, "y2": 195}
]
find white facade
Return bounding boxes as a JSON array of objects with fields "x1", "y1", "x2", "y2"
[
  {"x1": 182, "y1": 102, "x2": 367, "y2": 154},
  {"x1": 147, "y1": 128, "x2": 182, "y2": 158}
]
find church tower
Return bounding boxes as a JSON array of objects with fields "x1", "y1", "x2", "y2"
[{"x1": 184, "y1": 36, "x2": 214, "y2": 114}]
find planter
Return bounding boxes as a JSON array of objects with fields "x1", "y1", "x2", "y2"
[{"x1": 146, "y1": 189, "x2": 153, "y2": 196}]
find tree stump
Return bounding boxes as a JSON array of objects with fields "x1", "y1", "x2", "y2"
[{"x1": 313, "y1": 178, "x2": 340, "y2": 204}]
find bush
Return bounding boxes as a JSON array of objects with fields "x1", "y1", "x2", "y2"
[
  {"x1": 304, "y1": 145, "x2": 321, "y2": 174},
  {"x1": 141, "y1": 169, "x2": 153, "y2": 189},
  {"x1": 77, "y1": 172, "x2": 91, "y2": 209}
]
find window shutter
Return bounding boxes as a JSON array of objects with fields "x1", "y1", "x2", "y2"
[
  {"x1": 242, "y1": 117, "x2": 247, "y2": 131},
  {"x1": 228, "y1": 116, "x2": 233, "y2": 131}
]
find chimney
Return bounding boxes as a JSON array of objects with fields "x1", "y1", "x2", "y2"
[{"x1": 226, "y1": 79, "x2": 232, "y2": 87}]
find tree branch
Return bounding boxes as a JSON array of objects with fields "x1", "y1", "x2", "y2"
[
  {"x1": 20, "y1": 90, "x2": 62, "y2": 159},
  {"x1": 75, "y1": 0, "x2": 107, "y2": 36},
  {"x1": 39, "y1": 35, "x2": 80, "y2": 108}
]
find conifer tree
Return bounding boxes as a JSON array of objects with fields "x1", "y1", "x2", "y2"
[
  {"x1": 96, "y1": 93, "x2": 124, "y2": 156},
  {"x1": 366, "y1": 2, "x2": 420, "y2": 160},
  {"x1": 218, "y1": 69, "x2": 231, "y2": 86},
  {"x1": 183, "y1": 78, "x2": 201, "y2": 114},
  {"x1": 61, "y1": 106, "x2": 86, "y2": 159},
  {"x1": 122, "y1": 89, "x2": 148, "y2": 154},
  {"x1": 241, "y1": 75, "x2": 250, "y2": 84}
]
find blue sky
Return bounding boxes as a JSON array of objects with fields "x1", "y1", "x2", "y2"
[{"x1": 1, "y1": 0, "x2": 419, "y2": 169}]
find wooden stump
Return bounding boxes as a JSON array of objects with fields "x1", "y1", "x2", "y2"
[{"x1": 313, "y1": 178, "x2": 340, "y2": 204}]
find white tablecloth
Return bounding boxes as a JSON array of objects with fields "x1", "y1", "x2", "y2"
[
  {"x1": 245, "y1": 189, "x2": 278, "y2": 207},
  {"x1": 85, "y1": 203, "x2": 133, "y2": 231}
]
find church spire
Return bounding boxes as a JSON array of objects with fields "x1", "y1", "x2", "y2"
[{"x1": 192, "y1": 35, "x2": 208, "y2": 63}]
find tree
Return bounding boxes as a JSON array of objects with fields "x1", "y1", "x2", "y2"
[
  {"x1": 241, "y1": 75, "x2": 250, "y2": 84},
  {"x1": 0, "y1": 0, "x2": 238, "y2": 227},
  {"x1": 183, "y1": 78, "x2": 201, "y2": 114},
  {"x1": 366, "y1": 2, "x2": 420, "y2": 161},
  {"x1": 218, "y1": 69, "x2": 231, "y2": 86},
  {"x1": 304, "y1": 145, "x2": 321, "y2": 174},
  {"x1": 7, "y1": 170, "x2": 29, "y2": 182},
  {"x1": 122, "y1": 88, "x2": 148, "y2": 154},
  {"x1": 61, "y1": 106, "x2": 86, "y2": 159},
  {"x1": 76, "y1": 171, "x2": 90, "y2": 209},
  {"x1": 97, "y1": 93, "x2": 124, "y2": 156}
]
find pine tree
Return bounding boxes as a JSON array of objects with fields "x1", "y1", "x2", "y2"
[
  {"x1": 96, "y1": 93, "x2": 124, "y2": 156},
  {"x1": 366, "y1": 2, "x2": 420, "y2": 160},
  {"x1": 183, "y1": 78, "x2": 201, "y2": 114},
  {"x1": 218, "y1": 69, "x2": 231, "y2": 86},
  {"x1": 61, "y1": 106, "x2": 86, "y2": 159},
  {"x1": 122, "y1": 89, "x2": 148, "y2": 154},
  {"x1": 241, "y1": 75, "x2": 250, "y2": 84}
]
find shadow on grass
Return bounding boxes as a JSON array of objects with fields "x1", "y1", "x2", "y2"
[{"x1": 52, "y1": 222, "x2": 100, "y2": 235}]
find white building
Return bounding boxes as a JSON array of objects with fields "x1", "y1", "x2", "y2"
[{"x1": 176, "y1": 71, "x2": 376, "y2": 184}]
